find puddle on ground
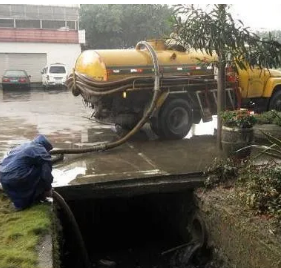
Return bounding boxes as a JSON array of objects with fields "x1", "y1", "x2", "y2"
[
  {"x1": 186, "y1": 116, "x2": 217, "y2": 138},
  {"x1": 52, "y1": 167, "x2": 86, "y2": 187},
  {"x1": 0, "y1": 88, "x2": 219, "y2": 187}
]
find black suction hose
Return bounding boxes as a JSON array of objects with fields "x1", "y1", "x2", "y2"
[
  {"x1": 52, "y1": 190, "x2": 91, "y2": 268},
  {"x1": 50, "y1": 41, "x2": 160, "y2": 158}
]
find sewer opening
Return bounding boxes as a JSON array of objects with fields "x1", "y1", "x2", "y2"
[{"x1": 55, "y1": 190, "x2": 213, "y2": 268}]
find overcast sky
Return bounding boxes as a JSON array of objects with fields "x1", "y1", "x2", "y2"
[
  {"x1": 177, "y1": 3, "x2": 281, "y2": 31},
  {"x1": 230, "y1": 4, "x2": 281, "y2": 31}
]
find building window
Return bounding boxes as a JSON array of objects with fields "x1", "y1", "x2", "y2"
[
  {"x1": 0, "y1": 19, "x2": 14, "y2": 28},
  {"x1": 52, "y1": 6, "x2": 65, "y2": 20},
  {"x1": 25, "y1": 5, "x2": 40, "y2": 20},
  {"x1": 66, "y1": 21, "x2": 76, "y2": 30},
  {"x1": 65, "y1": 7, "x2": 79, "y2": 21},
  {"x1": 16, "y1": 20, "x2": 40, "y2": 29},
  {"x1": 0, "y1": 5, "x2": 11, "y2": 18},
  {"x1": 42, "y1": 20, "x2": 65, "y2": 29},
  {"x1": 10, "y1": 5, "x2": 23, "y2": 18}
]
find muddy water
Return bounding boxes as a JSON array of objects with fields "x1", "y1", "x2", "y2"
[{"x1": 0, "y1": 87, "x2": 218, "y2": 187}]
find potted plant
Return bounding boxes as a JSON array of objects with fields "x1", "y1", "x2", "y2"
[{"x1": 220, "y1": 109, "x2": 257, "y2": 158}]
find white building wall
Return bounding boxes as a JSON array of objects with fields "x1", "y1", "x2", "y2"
[{"x1": 0, "y1": 42, "x2": 81, "y2": 77}]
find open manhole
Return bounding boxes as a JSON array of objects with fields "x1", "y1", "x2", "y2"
[{"x1": 55, "y1": 190, "x2": 213, "y2": 268}]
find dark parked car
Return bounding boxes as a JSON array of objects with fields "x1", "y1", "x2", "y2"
[{"x1": 1, "y1": 70, "x2": 31, "y2": 90}]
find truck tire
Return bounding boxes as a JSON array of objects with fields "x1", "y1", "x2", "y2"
[
  {"x1": 269, "y1": 91, "x2": 281, "y2": 111},
  {"x1": 157, "y1": 99, "x2": 193, "y2": 139},
  {"x1": 150, "y1": 117, "x2": 162, "y2": 136},
  {"x1": 115, "y1": 113, "x2": 139, "y2": 130}
]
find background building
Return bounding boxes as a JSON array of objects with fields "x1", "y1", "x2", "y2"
[{"x1": 0, "y1": 4, "x2": 84, "y2": 83}]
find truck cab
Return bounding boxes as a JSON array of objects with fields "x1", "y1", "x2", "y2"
[{"x1": 237, "y1": 65, "x2": 281, "y2": 112}]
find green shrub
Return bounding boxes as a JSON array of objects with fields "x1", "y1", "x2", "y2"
[
  {"x1": 236, "y1": 161, "x2": 281, "y2": 221},
  {"x1": 205, "y1": 158, "x2": 281, "y2": 224},
  {"x1": 255, "y1": 110, "x2": 281, "y2": 126},
  {"x1": 204, "y1": 157, "x2": 239, "y2": 188},
  {"x1": 273, "y1": 113, "x2": 281, "y2": 126}
]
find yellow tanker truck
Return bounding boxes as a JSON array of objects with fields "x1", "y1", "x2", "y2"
[{"x1": 66, "y1": 40, "x2": 281, "y2": 140}]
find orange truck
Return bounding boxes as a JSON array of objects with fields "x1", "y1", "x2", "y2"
[{"x1": 68, "y1": 40, "x2": 281, "y2": 140}]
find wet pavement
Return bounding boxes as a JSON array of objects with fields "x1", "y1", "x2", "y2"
[{"x1": 0, "y1": 87, "x2": 218, "y2": 189}]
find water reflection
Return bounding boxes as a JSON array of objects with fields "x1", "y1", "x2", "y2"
[
  {"x1": 1, "y1": 88, "x2": 31, "y2": 102},
  {"x1": 52, "y1": 166, "x2": 86, "y2": 187},
  {"x1": 43, "y1": 86, "x2": 68, "y2": 95},
  {"x1": 188, "y1": 116, "x2": 217, "y2": 138}
]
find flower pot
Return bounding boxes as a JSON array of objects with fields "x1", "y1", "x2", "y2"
[{"x1": 221, "y1": 126, "x2": 254, "y2": 159}]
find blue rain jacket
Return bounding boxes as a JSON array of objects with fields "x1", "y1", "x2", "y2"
[{"x1": 0, "y1": 135, "x2": 53, "y2": 210}]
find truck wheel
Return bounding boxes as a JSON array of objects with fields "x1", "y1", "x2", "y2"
[
  {"x1": 115, "y1": 113, "x2": 139, "y2": 130},
  {"x1": 157, "y1": 99, "x2": 193, "y2": 139},
  {"x1": 150, "y1": 117, "x2": 162, "y2": 136},
  {"x1": 269, "y1": 91, "x2": 281, "y2": 111}
]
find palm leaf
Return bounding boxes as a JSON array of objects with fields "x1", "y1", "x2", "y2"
[
  {"x1": 258, "y1": 151, "x2": 281, "y2": 159},
  {"x1": 236, "y1": 144, "x2": 281, "y2": 159},
  {"x1": 260, "y1": 130, "x2": 281, "y2": 147}
]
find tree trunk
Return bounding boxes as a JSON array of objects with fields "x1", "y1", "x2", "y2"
[{"x1": 217, "y1": 57, "x2": 226, "y2": 150}]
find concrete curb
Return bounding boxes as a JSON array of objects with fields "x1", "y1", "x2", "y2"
[
  {"x1": 37, "y1": 234, "x2": 53, "y2": 268},
  {"x1": 196, "y1": 188, "x2": 281, "y2": 268}
]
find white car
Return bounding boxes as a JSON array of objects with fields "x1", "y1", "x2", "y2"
[{"x1": 41, "y1": 63, "x2": 67, "y2": 88}]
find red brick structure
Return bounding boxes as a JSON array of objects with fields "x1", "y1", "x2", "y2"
[{"x1": 0, "y1": 28, "x2": 79, "y2": 43}]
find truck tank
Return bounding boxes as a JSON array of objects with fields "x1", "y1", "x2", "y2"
[
  {"x1": 68, "y1": 40, "x2": 227, "y2": 140},
  {"x1": 75, "y1": 40, "x2": 216, "y2": 82}
]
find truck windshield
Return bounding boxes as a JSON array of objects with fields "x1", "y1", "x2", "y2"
[{"x1": 49, "y1": 66, "x2": 66, "y2": 74}]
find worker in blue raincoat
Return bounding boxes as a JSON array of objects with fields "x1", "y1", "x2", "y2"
[{"x1": 0, "y1": 135, "x2": 53, "y2": 210}]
